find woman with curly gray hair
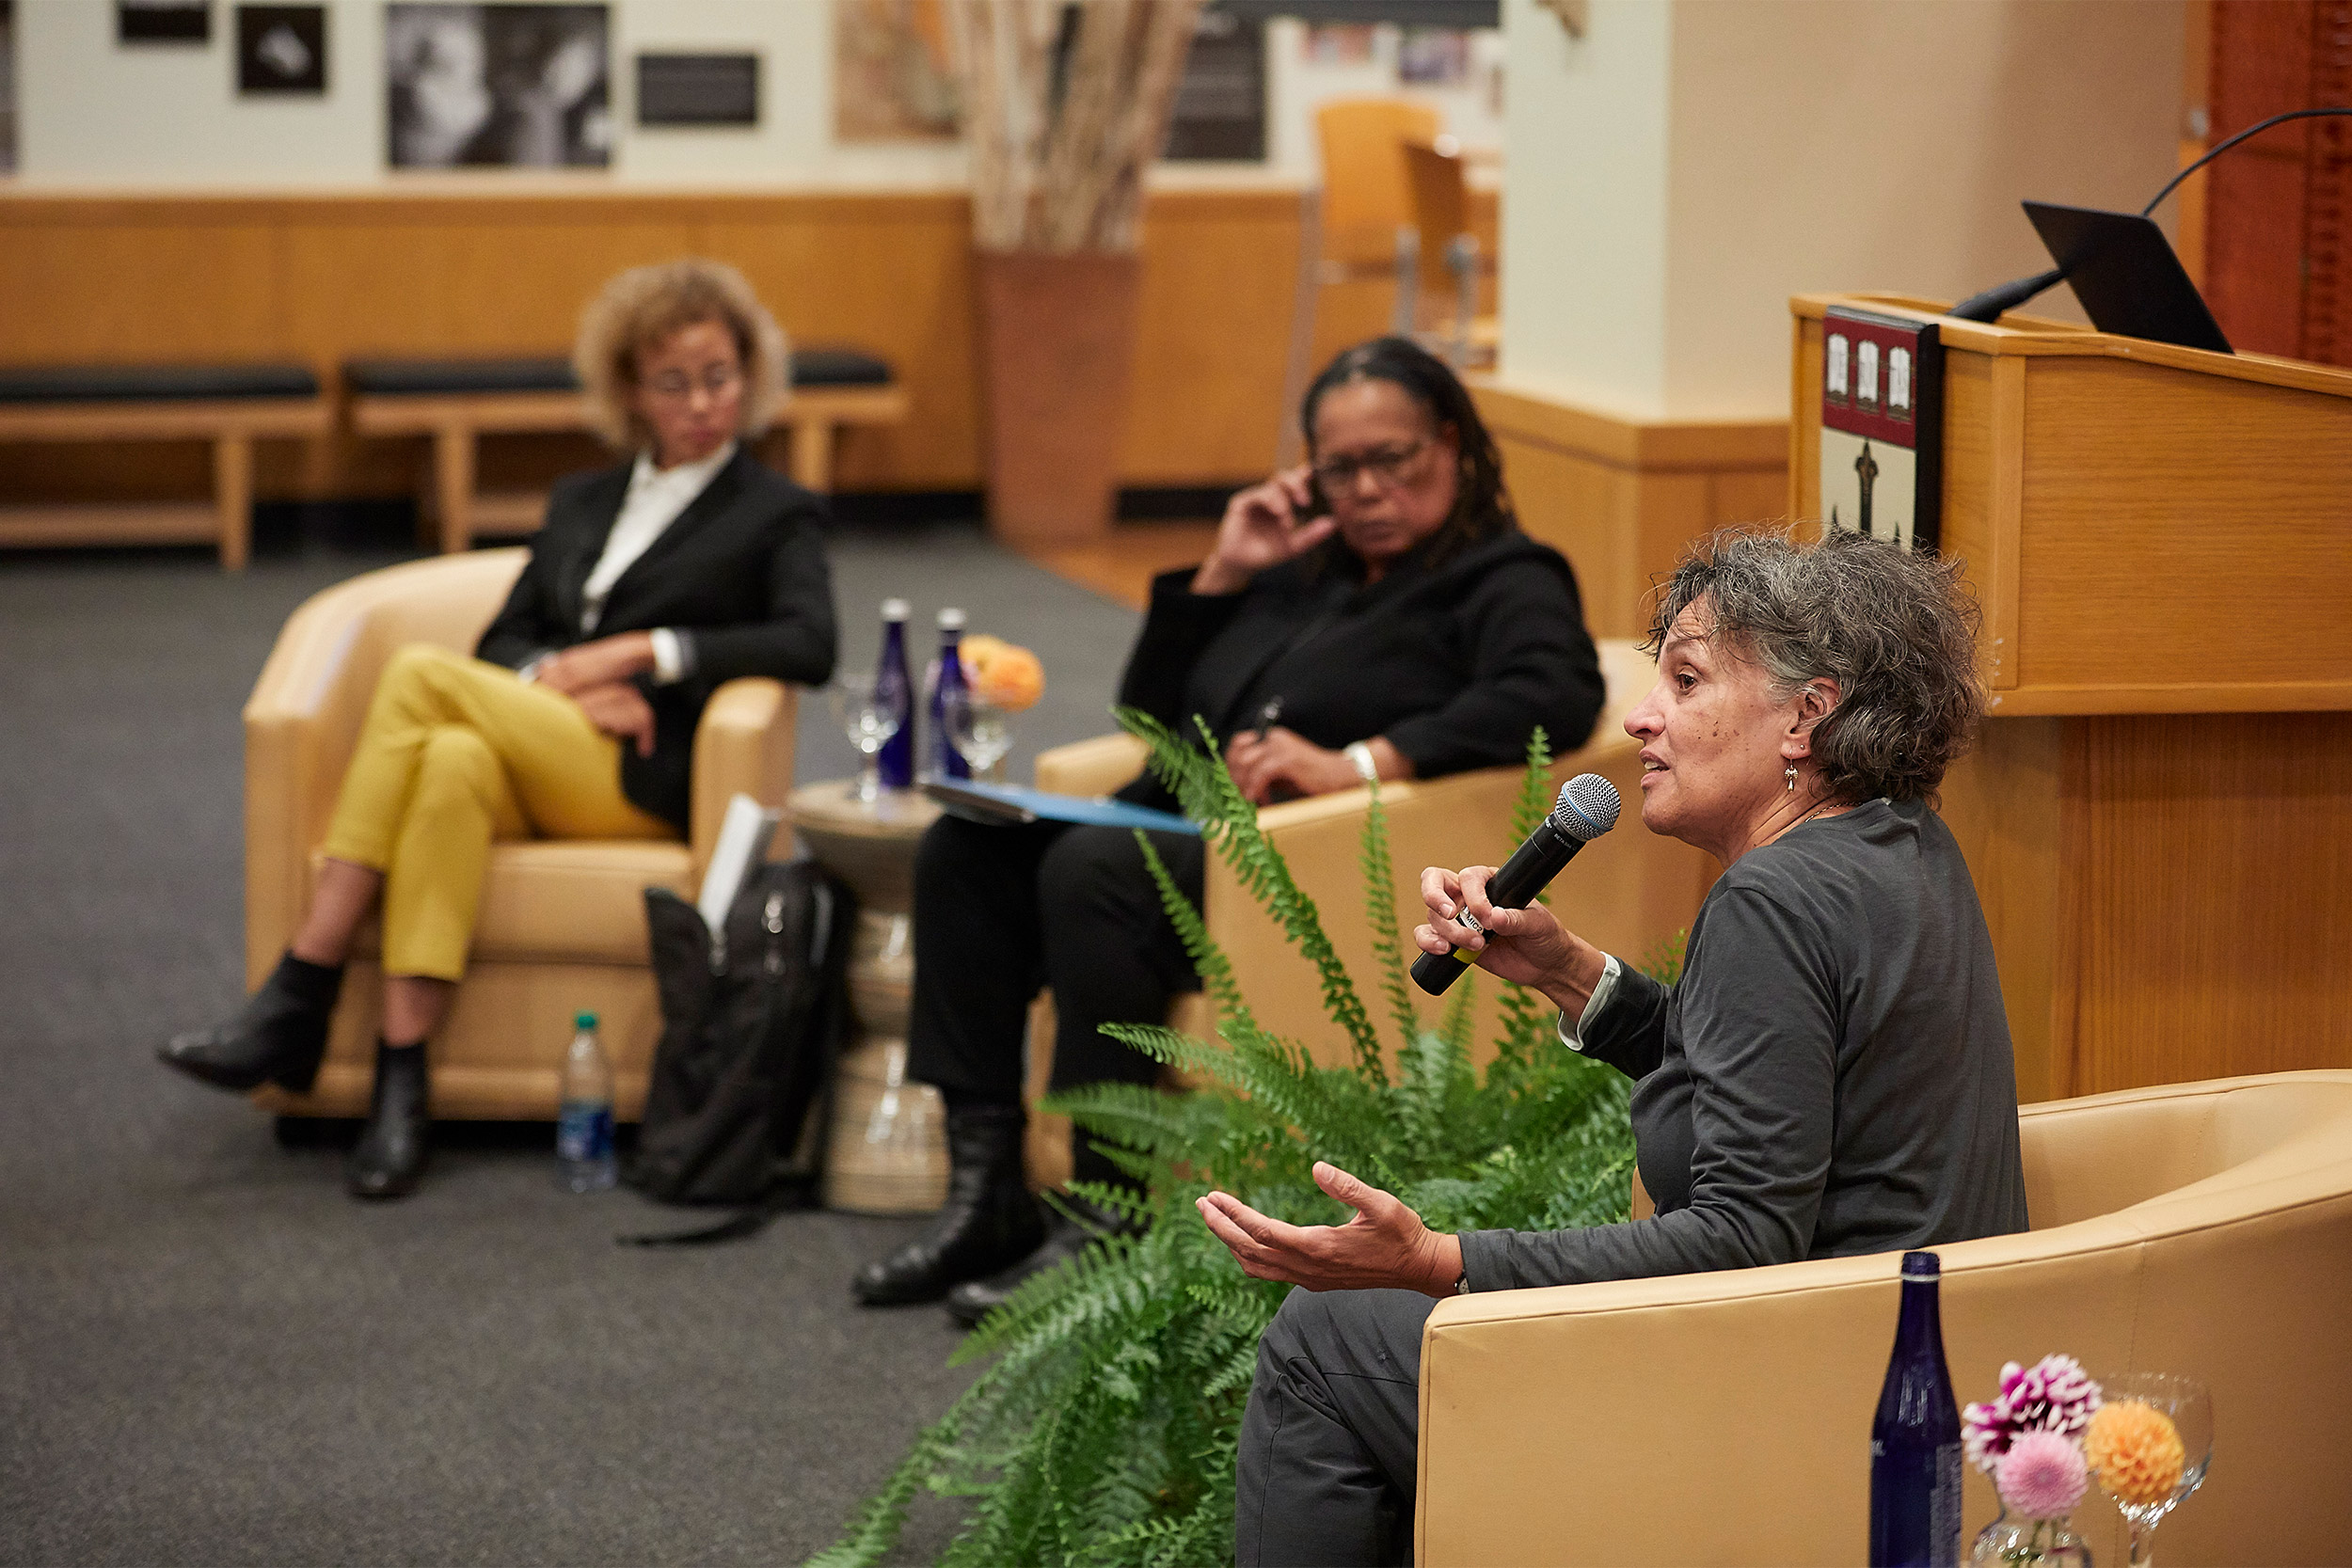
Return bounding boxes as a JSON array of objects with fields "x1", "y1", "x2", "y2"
[
  {"x1": 1197, "y1": 528, "x2": 2029, "y2": 1566},
  {"x1": 159, "y1": 259, "x2": 835, "y2": 1201}
]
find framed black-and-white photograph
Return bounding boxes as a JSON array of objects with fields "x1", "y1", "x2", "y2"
[
  {"x1": 385, "y1": 4, "x2": 611, "y2": 169},
  {"x1": 237, "y1": 5, "x2": 326, "y2": 95},
  {"x1": 635, "y1": 52, "x2": 758, "y2": 128},
  {"x1": 1820, "y1": 307, "x2": 1943, "y2": 553},
  {"x1": 119, "y1": 0, "x2": 211, "y2": 45}
]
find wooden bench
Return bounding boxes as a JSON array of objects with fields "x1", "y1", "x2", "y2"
[
  {"x1": 0, "y1": 364, "x2": 330, "y2": 570},
  {"x1": 345, "y1": 348, "x2": 910, "y2": 553}
]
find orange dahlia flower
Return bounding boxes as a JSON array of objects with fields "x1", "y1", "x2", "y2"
[
  {"x1": 2085, "y1": 1399, "x2": 2185, "y2": 1507},
  {"x1": 960, "y1": 634, "x2": 1045, "y2": 712}
]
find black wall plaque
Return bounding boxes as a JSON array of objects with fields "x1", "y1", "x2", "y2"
[
  {"x1": 636, "y1": 51, "x2": 758, "y2": 128},
  {"x1": 119, "y1": 0, "x2": 211, "y2": 45}
]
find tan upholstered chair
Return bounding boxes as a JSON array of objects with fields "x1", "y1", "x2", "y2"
[
  {"x1": 241, "y1": 548, "x2": 797, "y2": 1122},
  {"x1": 1414, "y1": 1070, "x2": 2352, "y2": 1566},
  {"x1": 1021, "y1": 640, "x2": 1710, "y2": 1184}
]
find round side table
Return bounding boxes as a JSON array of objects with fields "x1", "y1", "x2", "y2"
[{"x1": 790, "y1": 779, "x2": 947, "y2": 1214}]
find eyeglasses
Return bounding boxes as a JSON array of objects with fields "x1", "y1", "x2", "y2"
[
  {"x1": 1311, "y1": 438, "x2": 1428, "y2": 493},
  {"x1": 643, "y1": 365, "x2": 743, "y2": 401}
]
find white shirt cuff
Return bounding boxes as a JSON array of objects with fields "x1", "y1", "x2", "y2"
[
  {"x1": 649, "y1": 628, "x2": 687, "y2": 685},
  {"x1": 1556, "y1": 951, "x2": 1624, "y2": 1053}
]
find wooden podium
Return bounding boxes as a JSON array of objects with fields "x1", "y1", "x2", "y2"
[{"x1": 1792, "y1": 293, "x2": 2352, "y2": 1103}]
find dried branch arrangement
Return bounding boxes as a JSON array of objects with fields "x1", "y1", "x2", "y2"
[{"x1": 955, "y1": 0, "x2": 1204, "y2": 253}]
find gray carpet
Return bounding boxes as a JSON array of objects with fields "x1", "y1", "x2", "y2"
[{"x1": 0, "y1": 518, "x2": 1150, "y2": 1565}]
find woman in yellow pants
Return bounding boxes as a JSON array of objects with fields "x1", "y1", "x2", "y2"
[{"x1": 160, "y1": 259, "x2": 837, "y2": 1198}]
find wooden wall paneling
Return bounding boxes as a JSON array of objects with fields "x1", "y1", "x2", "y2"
[
  {"x1": 1123, "y1": 193, "x2": 1302, "y2": 484},
  {"x1": 2064, "y1": 711, "x2": 2352, "y2": 1096},
  {"x1": 2204, "y1": 0, "x2": 2328, "y2": 358},
  {"x1": 1496, "y1": 436, "x2": 1644, "y2": 638},
  {"x1": 1934, "y1": 717, "x2": 2066, "y2": 1102},
  {"x1": 700, "y1": 195, "x2": 978, "y2": 491},
  {"x1": 1474, "y1": 383, "x2": 1787, "y2": 639},
  {"x1": 2297, "y1": 5, "x2": 2352, "y2": 365},
  {"x1": 0, "y1": 214, "x2": 288, "y2": 362},
  {"x1": 0, "y1": 187, "x2": 1324, "y2": 511}
]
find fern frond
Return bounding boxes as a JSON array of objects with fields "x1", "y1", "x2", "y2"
[{"x1": 1356, "y1": 782, "x2": 1417, "y2": 1070}]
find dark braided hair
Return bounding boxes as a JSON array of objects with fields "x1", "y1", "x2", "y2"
[{"x1": 1299, "y1": 337, "x2": 1516, "y2": 567}]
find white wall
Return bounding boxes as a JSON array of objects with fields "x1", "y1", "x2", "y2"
[
  {"x1": 10, "y1": 1, "x2": 1516, "y2": 189},
  {"x1": 1501, "y1": 0, "x2": 2186, "y2": 421},
  {"x1": 1496, "y1": 0, "x2": 1673, "y2": 417},
  {"x1": 13, "y1": 0, "x2": 965, "y2": 187}
]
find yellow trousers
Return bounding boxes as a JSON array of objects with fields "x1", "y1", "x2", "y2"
[{"x1": 320, "y1": 643, "x2": 675, "y2": 981}]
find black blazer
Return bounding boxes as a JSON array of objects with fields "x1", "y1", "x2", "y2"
[
  {"x1": 476, "y1": 449, "x2": 837, "y2": 832},
  {"x1": 1115, "y1": 528, "x2": 1605, "y2": 812}
]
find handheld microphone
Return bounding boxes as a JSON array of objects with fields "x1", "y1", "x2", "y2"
[{"x1": 1409, "y1": 773, "x2": 1622, "y2": 997}]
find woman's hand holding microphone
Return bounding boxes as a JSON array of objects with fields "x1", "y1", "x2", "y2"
[{"x1": 1412, "y1": 864, "x2": 1612, "y2": 1020}]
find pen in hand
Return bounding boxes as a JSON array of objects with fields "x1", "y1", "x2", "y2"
[{"x1": 1254, "y1": 697, "x2": 1283, "y2": 740}]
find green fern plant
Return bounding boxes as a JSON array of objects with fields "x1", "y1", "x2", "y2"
[{"x1": 815, "y1": 718, "x2": 1680, "y2": 1568}]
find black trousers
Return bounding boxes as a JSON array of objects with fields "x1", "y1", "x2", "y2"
[
  {"x1": 1235, "y1": 1287, "x2": 1438, "y2": 1568},
  {"x1": 905, "y1": 815, "x2": 1204, "y2": 1144}
]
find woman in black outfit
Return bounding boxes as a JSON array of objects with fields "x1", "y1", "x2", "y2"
[{"x1": 852, "y1": 338, "x2": 1607, "y2": 1321}]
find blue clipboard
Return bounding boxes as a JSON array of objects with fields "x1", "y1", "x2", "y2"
[{"x1": 921, "y1": 778, "x2": 1200, "y2": 836}]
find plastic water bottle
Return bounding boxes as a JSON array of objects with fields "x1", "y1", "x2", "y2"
[
  {"x1": 927, "y1": 607, "x2": 971, "y2": 781},
  {"x1": 557, "y1": 1010, "x2": 617, "y2": 1193},
  {"x1": 874, "y1": 597, "x2": 915, "y2": 790},
  {"x1": 1868, "y1": 1250, "x2": 1962, "y2": 1566}
]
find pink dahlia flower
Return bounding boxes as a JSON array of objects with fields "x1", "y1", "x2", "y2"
[
  {"x1": 1963, "y1": 1354, "x2": 2104, "y2": 1472},
  {"x1": 1995, "y1": 1430, "x2": 2090, "y2": 1519}
]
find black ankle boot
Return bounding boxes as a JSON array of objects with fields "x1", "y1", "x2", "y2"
[
  {"x1": 158, "y1": 952, "x2": 342, "y2": 1093},
  {"x1": 945, "y1": 1193, "x2": 1144, "y2": 1327},
  {"x1": 346, "y1": 1041, "x2": 431, "y2": 1200},
  {"x1": 852, "y1": 1106, "x2": 1043, "y2": 1306}
]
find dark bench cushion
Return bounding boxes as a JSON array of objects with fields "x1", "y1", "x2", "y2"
[
  {"x1": 342, "y1": 347, "x2": 895, "y2": 396},
  {"x1": 344, "y1": 356, "x2": 577, "y2": 396},
  {"x1": 788, "y1": 347, "x2": 894, "y2": 388},
  {"x1": 0, "y1": 364, "x2": 320, "y2": 404}
]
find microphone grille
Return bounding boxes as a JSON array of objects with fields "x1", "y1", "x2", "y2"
[{"x1": 1549, "y1": 773, "x2": 1622, "y2": 842}]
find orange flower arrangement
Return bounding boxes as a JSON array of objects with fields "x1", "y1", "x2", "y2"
[
  {"x1": 2085, "y1": 1399, "x2": 2185, "y2": 1507},
  {"x1": 960, "y1": 634, "x2": 1045, "y2": 713}
]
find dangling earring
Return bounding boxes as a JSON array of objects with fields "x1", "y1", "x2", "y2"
[{"x1": 1785, "y1": 764, "x2": 1798, "y2": 793}]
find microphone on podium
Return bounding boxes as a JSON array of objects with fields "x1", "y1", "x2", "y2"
[{"x1": 1410, "y1": 773, "x2": 1623, "y2": 997}]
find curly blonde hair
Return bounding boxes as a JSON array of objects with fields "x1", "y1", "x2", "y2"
[{"x1": 574, "y1": 259, "x2": 789, "y2": 450}]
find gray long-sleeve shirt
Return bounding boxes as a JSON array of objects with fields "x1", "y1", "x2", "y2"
[{"x1": 1459, "y1": 797, "x2": 2029, "y2": 1291}]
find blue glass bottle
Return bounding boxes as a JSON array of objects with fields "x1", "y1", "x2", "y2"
[
  {"x1": 874, "y1": 598, "x2": 915, "y2": 789},
  {"x1": 928, "y1": 608, "x2": 970, "y2": 781},
  {"x1": 1869, "y1": 1250, "x2": 1963, "y2": 1567}
]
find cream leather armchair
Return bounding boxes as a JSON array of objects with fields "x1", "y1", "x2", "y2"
[
  {"x1": 242, "y1": 548, "x2": 797, "y2": 1122},
  {"x1": 1021, "y1": 640, "x2": 1711, "y2": 1184},
  {"x1": 1415, "y1": 1070, "x2": 2352, "y2": 1566}
]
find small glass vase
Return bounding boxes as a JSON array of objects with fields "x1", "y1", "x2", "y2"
[{"x1": 1972, "y1": 1508, "x2": 2093, "y2": 1567}]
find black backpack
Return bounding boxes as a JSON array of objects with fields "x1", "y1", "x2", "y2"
[{"x1": 622, "y1": 857, "x2": 855, "y2": 1243}]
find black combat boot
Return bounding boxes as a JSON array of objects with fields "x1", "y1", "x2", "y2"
[
  {"x1": 157, "y1": 952, "x2": 342, "y2": 1093},
  {"x1": 852, "y1": 1106, "x2": 1043, "y2": 1306},
  {"x1": 944, "y1": 1191, "x2": 1143, "y2": 1327},
  {"x1": 346, "y1": 1040, "x2": 431, "y2": 1200}
]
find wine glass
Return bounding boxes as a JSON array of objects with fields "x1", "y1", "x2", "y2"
[
  {"x1": 2093, "y1": 1371, "x2": 2213, "y2": 1566},
  {"x1": 939, "y1": 687, "x2": 1013, "y2": 784},
  {"x1": 830, "y1": 671, "x2": 903, "y2": 802}
]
